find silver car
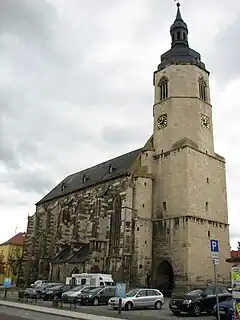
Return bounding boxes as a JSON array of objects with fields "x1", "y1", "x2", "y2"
[{"x1": 108, "y1": 288, "x2": 164, "y2": 311}]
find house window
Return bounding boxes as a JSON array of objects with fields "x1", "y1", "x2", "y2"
[
  {"x1": 208, "y1": 231, "x2": 210, "y2": 238},
  {"x1": 139, "y1": 264, "x2": 143, "y2": 269},
  {"x1": 207, "y1": 177, "x2": 209, "y2": 184},
  {"x1": 137, "y1": 227, "x2": 140, "y2": 231},
  {"x1": 183, "y1": 32, "x2": 186, "y2": 40},
  {"x1": 198, "y1": 77, "x2": 207, "y2": 101},
  {"x1": 142, "y1": 204, "x2": 145, "y2": 208},
  {"x1": 144, "y1": 182, "x2": 147, "y2": 186},
  {"x1": 163, "y1": 202, "x2": 167, "y2": 211},
  {"x1": 177, "y1": 31, "x2": 181, "y2": 40},
  {"x1": 205, "y1": 202, "x2": 209, "y2": 211},
  {"x1": 158, "y1": 76, "x2": 169, "y2": 101},
  {"x1": 83, "y1": 175, "x2": 88, "y2": 183}
]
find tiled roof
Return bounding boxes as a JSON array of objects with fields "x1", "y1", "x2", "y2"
[
  {"x1": 1, "y1": 232, "x2": 25, "y2": 246},
  {"x1": 231, "y1": 250, "x2": 240, "y2": 258},
  {"x1": 36, "y1": 148, "x2": 142, "y2": 205},
  {"x1": 51, "y1": 244, "x2": 90, "y2": 264}
]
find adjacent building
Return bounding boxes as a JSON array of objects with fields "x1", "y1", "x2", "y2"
[
  {"x1": 21, "y1": 4, "x2": 231, "y2": 292},
  {"x1": 0, "y1": 232, "x2": 25, "y2": 285}
]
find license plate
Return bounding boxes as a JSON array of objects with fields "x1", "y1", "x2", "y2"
[{"x1": 171, "y1": 305, "x2": 177, "y2": 308}]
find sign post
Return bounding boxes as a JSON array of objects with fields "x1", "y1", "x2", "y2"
[
  {"x1": 115, "y1": 283, "x2": 126, "y2": 315},
  {"x1": 210, "y1": 239, "x2": 220, "y2": 320}
]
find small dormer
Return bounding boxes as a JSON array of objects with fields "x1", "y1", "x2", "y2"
[
  {"x1": 82, "y1": 174, "x2": 88, "y2": 183},
  {"x1": 61, "y1": 183, "x2": 68, "y2": 191},
  {"x1": 109, "y1": 164, "x2": 116, "y2": 173}
]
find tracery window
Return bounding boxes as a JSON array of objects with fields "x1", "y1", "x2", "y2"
[
  {"x1": 198, "y1": 77, "x2": 207, "y2": 101},
  {"x1": 109, "y1": 194, "x2": 122, "y2": 254},
  {"x1": 158, "y1": 76, "x2": 169, "y2": 101}
]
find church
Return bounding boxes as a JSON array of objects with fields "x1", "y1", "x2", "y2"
[{"x1": 21, "y1": 4, "x2": 231, "y2": 293}]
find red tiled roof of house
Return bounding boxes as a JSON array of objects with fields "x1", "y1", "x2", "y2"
[
  {"x1": 231, "y1": 250, "x2": 240, "y2": 258},
  {"x1": 0, "y1": 232, "x2": 25, "y2": 246}
]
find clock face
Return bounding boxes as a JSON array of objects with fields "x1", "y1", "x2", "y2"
[
  {"x1": 157, "y1": 114, "x2": 167, "y2": 129},
  {"x1": 200, "y1": 113, "x2": 210, "y2": 130}
]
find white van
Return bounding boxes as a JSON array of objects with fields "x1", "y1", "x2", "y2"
[{"x1": 66, "y1": 273, "x2": 114, "y2": 287}]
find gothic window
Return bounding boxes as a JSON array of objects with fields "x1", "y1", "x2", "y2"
[
  {"x1": 198, "y1": 77, "x2": 207, "y2": 101},
  {"x1": 177, "y1": 31, "x2": 181, "y2": 40},
  {"x1": 158, "y1": 76, "x2": 169, "y2": 101},
  {"x1": 109, "y1": 194, "x2": 122, "y2": 255}
]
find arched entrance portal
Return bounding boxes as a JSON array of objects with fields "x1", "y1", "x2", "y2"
[{"x1": 157, "y1": 260, "x2": 174, "y2": 297}]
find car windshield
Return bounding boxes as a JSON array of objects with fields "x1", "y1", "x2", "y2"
[
  {"x1": 87, "y1": 288, "x2": 101, "y2": 294},
  {"x1": 49, "y1": 285, "x2": 63, "y2": 290},
  {"x1": 185, "y1": 289, "x2": 203, "y2": 296},
  {"x1": 69, "y1": 286, "x2": 83, "y2": 292},
  {"x1": 126, "y1": 289, "x2": 139, "y2": 297}
]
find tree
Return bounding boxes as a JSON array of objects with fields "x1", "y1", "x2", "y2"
[
  {"x1": 8, "y1": 247, "x2": 23, "y2": 285},
  {"x1": 0, "y1": 250, "x2": 5, "y2": 275}
]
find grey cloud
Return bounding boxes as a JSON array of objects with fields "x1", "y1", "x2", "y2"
[
  {"x1": 211, "y1": 20, "x2": 240, "y2": 83},
  {"x1": 102, "y1": 124, "x2": 149, "y2": 145},
  {"x1": 0, "y1": 0, "x2": 239, "y2": 245},
  {"x1": 0, "y1": 0, "x2": 56, "y2": 46}
]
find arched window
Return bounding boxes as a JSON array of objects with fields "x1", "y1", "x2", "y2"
[
  {"x1": 198, "y1": 77, "x2": 207, "y2": 101},
  {"x1": 109, "y1": 194, "x2": 122, "y2": 255},
  {"x1": 158, "y1": 76, "x2": 169, "y2": 101}
]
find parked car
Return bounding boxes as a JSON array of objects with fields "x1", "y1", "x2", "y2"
[
  {"x1": 62, "y1": 285, "x2": 97, "y2": 303},
  {"x1": 30, "y1": 280, "x2": 48, "y2": 288},
  {"x1": 213, "y1": 299, "x2": 234, "y2": 320},
  {"x1": 30, "y1": 282, "x2": 61, "y2": 298},
  {"x1": 80, "y1": 286, "x2": 116, "y2": 306},
  {"x1": 42, "y1": 284, "x2": 72, "y2": 301},
  {"x1": 108, "y1": 288, "x2": 164, "y2": 311},
  {"x1": 169, "y1": 285, "x2": 232, "y2": 316}
]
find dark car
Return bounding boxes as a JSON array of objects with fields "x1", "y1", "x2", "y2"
[
  {"x1": 213, "y1": 299, "x2": 234, "y2": 320},
  {"x1": 24, "y1": 282, "x2": 59, "y2": 298},
  {"x1": 80, "y1": 286, "x2": 116, "y2": 306},
  {"x1": 169, "y1": 285, "x2": 232, "y2": 316},
  {"x1": 62, "y1": 286, "x2": 97, "y2": 303},
  {"x1": 42, "y1": 284, "x2": 72, "y2": 301}
]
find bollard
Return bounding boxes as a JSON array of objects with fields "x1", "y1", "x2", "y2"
[
  {"x1": 118, "y1": 297, "x2": 122, "y2": 315},
  {"x1": 52, "y1": 296, "x2": 59, "y2": 308}
]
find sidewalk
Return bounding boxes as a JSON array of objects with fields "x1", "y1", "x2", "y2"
[{"x1": 0, "y1": 299, "x2": 126, "y2": 320}]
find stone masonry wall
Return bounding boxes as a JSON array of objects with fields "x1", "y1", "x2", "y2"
[{"x1": 153, "y1": 64, "x2": 214, "y2": 156}]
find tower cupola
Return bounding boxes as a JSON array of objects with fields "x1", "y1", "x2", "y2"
[
  {"x1": 154, "y1": 2, "x2": 209, "y2": 76},
  {"x1": 170, "y1": 3, "x2": 188, "y2": 47}
]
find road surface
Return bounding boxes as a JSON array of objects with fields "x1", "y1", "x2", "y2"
[{"x1": 0, "y1": 304, "x2": 216, "y2": 320}]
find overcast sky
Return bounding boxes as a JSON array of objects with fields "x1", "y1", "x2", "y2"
[{"x1": 0, "y1": 0, "x2": 239, "y2": 250}]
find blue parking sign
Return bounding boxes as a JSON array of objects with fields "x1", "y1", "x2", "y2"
[
  {"x1": 210, "y1": 240, "x2": 219, "y2": 252},
  {"x1": 115, "y1": 283, "x2": 126, "y2": 298}
]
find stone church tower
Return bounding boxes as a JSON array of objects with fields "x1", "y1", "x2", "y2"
[
  {"x1": 151, "y1": 3, "x2": 230, "y2": 292},
  {"x1": 20, "y1": 3, "x2": 231, "y2": 293}
]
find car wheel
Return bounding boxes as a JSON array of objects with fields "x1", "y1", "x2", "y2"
[
  {"x1": 93, "y1": 298, "x2": 99, "y2": 306},
  {"x1": 192, "y1": 304, "x2": 201, "y2": 316},
  {"x1": 125, "y1": 302, "x2": 133, "y2": 311},
  {"x1": 172, "y1": 311, "x2": 181, "y2": 316},
  {"x1": 154, "y1": 301, "x2": 163, "y2": 310}
]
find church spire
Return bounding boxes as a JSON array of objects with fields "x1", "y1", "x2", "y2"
[
  {"x1": 170, "y1": 2, "x2": 188, "y2": 47},
  {"x1": 155, "y1": 1, "x2": 208, "y2": 75}
]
